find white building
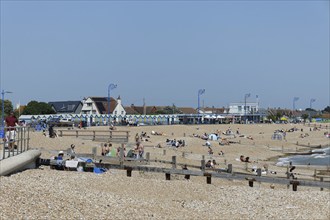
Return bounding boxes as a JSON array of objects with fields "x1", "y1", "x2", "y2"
[
  {"x1": 228, "y1": 102, "x2": 259, "y2": 115},
  {"x1": 81, "y1": 96, "x2": 126, "y2": 118}
]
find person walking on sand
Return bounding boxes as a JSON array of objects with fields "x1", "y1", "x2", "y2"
[{"x1": 5, "y1": 111, "x2": 18, "y2": 151}]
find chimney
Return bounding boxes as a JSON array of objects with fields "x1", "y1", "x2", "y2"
[{"x1": 117, "y1": 95, "x2": 121, "y2": 106}]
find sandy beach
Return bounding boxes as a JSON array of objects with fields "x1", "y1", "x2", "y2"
[{"x1": 1, "y1": 123, "x2": 329, "y2": 219}]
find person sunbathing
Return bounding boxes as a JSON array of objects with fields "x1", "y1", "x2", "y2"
[{"x1": 240, "y1": 155, "x2": 251, "y2": 162}]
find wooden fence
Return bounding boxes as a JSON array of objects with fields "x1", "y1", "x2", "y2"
[
  {"x1": 57, "y1": 129, "x2": 130, "y2": 143},
  {"x1": 39, "y1": 148, "x2": 330, "y2": 192}
]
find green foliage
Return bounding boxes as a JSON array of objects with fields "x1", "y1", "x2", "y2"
[
  {"x1": 22, "y1": 100, "x2": 55, "y2": 115},
  {"x1": 323, "y1": 106, "x2": 330, "y2": 113},
  {"x1": 267, "y1": 115, "x2": 276, "y2": 122},
  {"x1": 0, "y1": 99, "x2": 14, "y2": 117},
  {"x1": 301, "y1": 114, "x2": 309, "y2": 122}
]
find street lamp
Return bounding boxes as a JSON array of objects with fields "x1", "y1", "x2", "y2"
[
  {"x1": 293, "y1": 97, "x2": 299, "y2": 111},
  {"x1": 198, "y1": 89, "x2": 205, "y2": 124},
  {"x1": 107, "y1": 83, "x2": 117, "y2": 125},
  {"x1": 309, "y1": 98, "x2": 316, "y2": 122},
  {"x1": 1, "y1": 90, "x2": 13, "y2": 137},
  {"x1": 244, "y1": 93, "x2": 250, "y2": 124}
]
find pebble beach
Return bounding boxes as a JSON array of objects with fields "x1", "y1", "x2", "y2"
[{"x1": 1, "y1": 123, "x2": 329, "y2": 219}]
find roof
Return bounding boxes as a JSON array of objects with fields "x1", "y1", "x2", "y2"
[
  {"x1": 202, "y1": 107, "x2": 225, "y2": 114},
  {"x1": 177, "y1": 107, "x2": 197, "y2": 114},
  {"x1": 49, "y1": 101, "x2": 82, "y2": 113},
  {"x1": 90, "y1": 97, "x2": 117, "y2": 114},
  {"x1": 124, "y1": 106, "x2": 140, "y2": 115},
  {"x1": 130, "y1": 105, "x2": 158, "y2": 115}
]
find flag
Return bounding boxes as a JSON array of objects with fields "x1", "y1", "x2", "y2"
[{"x1": 198, "y1": 89, "x2": 205, "y2": 95}]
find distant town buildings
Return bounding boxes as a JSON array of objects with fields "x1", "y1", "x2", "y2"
[{"x1": 15, "y1": 94, "x2": 329, "y2": 125}]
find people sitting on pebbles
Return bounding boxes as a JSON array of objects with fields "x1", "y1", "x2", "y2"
[
  {"x1": 166, "y1": 139, "x2": 185, "y2": 148},
  {"x1": 205, "y1": 159, "x2": 217, "y2": 169},
  {"x1": 240, "y1": 155, "x2": 252, "y2": 163},
  {"x1": 208, "y1": 147, "x2": 213, "y2": 155},
  {"x1": 101, "y1": 143, "x2": 110, "y2": 156},
  {"x1": 151, "y1": 130, "x2": 164, "y2": 136}
]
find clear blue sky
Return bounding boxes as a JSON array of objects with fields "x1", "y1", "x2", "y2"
[{"x1": 1, "y1": 1, "x2": 329, "y2": 110}]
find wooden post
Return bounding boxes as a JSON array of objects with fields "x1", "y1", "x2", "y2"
[
  {"x1": 146, "y1": 152, "x2": 150, "y2": 163},
  {"x1": 92, "y1": 131, "x2": 96, "y2": 141},
  {"x1": 314, "y1": 169, "x2": 317, "y2": 181},
  {"x1": 320, "y1": 177, "x2": 324, "y2": 191},
  {"x1": 206, "y1": 174, "x2": 212, "y2": 184},
  {"x1": 245, "y1": 162, "x2": 248, "y2": 171},
  {"x1": 59, "y1": 130, "x2": 63, "y2": 137},
  {"x1": 257, "y1": 168, "x2": 262, "y2": 176},
  {"x1": 183, "y1": 133, "x2": 186, "y2": 137},
  {"x1": 127, "y1": 168, "x2": 132, "y2": 177},
  {"x1": 165, "y1": 173, "x2": 171, "y2": 180},
  {"x1": 227, "y1": 164, "x2": 233, "y2": 174},
  {"x1": 292, "y1": 181, "x2": 299, "y2": 191},
  {"x1": 126, "y1": 131, "x2": 129, "y2": 142},
  {"x1": 286, "y1": 165, "x2": 290, "y2": 189},
  {"x1": 172, "y1": 132, "x2": 174, "y2": 136},
  {"x1": 202, "y1": 155, "x2": 205, "y2": 160},
  {"x1": 182, "y1": 152, "x2": 185, "y2": 158},
  {"x1": 172, "y1": 156, "x2": 177, "y2": 169},
  {"x1": 163, "y1": 149, "x2": 166, "y2": 156},
  {"x1": 249, "y1": 180, "x2": 254, "y2": 187},
  {"x1": 109, "y1": 131, "x2": 112, "y2": 141},
  {"x1": 201, "y1": 160, "x2": 205, "y2": 171},
  {"x1": 224, "y1": 159, "x2": 227, "y2": 165},
  {"x1": 120, "y1": 144, "x2": 124, "y2": 168},
  {"x1": 92, "y1": 147, "x2": 97, "y2": 159},
  {"x1": 76, "y1": 130, "x2": 78, "y2": 138},
  {"x1": 281, "y1": 145, "x2": 284, "y2": 153}
]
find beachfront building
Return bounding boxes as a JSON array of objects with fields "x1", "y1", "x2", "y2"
[
  {"x1": 80, "y1": 96, "x2": 126, "y2": 124},
  {"x1": 228, "y1": 102, "x2": 262, "y2": 123}
]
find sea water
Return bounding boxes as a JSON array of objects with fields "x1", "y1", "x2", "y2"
[{"x1": 276, "y1": 147, "x2": 330, "y2": 166}]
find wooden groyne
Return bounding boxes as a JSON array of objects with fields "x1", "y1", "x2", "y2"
[
  {"x1": 57, "y1": 129, "x2": 130, "y2": 143},
  {"x1": 38, "y1": 152, "x2": 330, "y2": 192}
]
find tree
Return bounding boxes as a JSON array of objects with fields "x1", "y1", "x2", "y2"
[
  {"x1": 0, "y1": 99, "x2": 14, "y2": 117},
  {"x1": 22, "y1": 101, "x2": 55, "y2": 115},
  {"x1": 323, "y1": 106, "x2": 330, "y2": 113},
  {"x1": 301, "y1": 114, "x2": 309, "y2": 122}
]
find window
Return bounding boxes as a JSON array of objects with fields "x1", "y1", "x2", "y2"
[
  {"x1": 87, "y1": 103, "x2": 92, "y2": 107},
  {"x1": 121, "y1": 111, "x2": 124, "y2": 115},
  {"x1": 238, "y1": 106, "x2": 242, "y2": 112},
  {"x1": 115, "y1": 111, "x2": 117, "y2": 114}
]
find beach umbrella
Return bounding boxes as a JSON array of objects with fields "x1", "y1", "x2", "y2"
[{"x1": 280, "y1": 116, "x2": 288, "y2": 121}]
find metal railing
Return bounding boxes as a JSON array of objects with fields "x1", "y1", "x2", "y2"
[{"x1": 1, "y1": 126, "x2": 30, "y2": 160}]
